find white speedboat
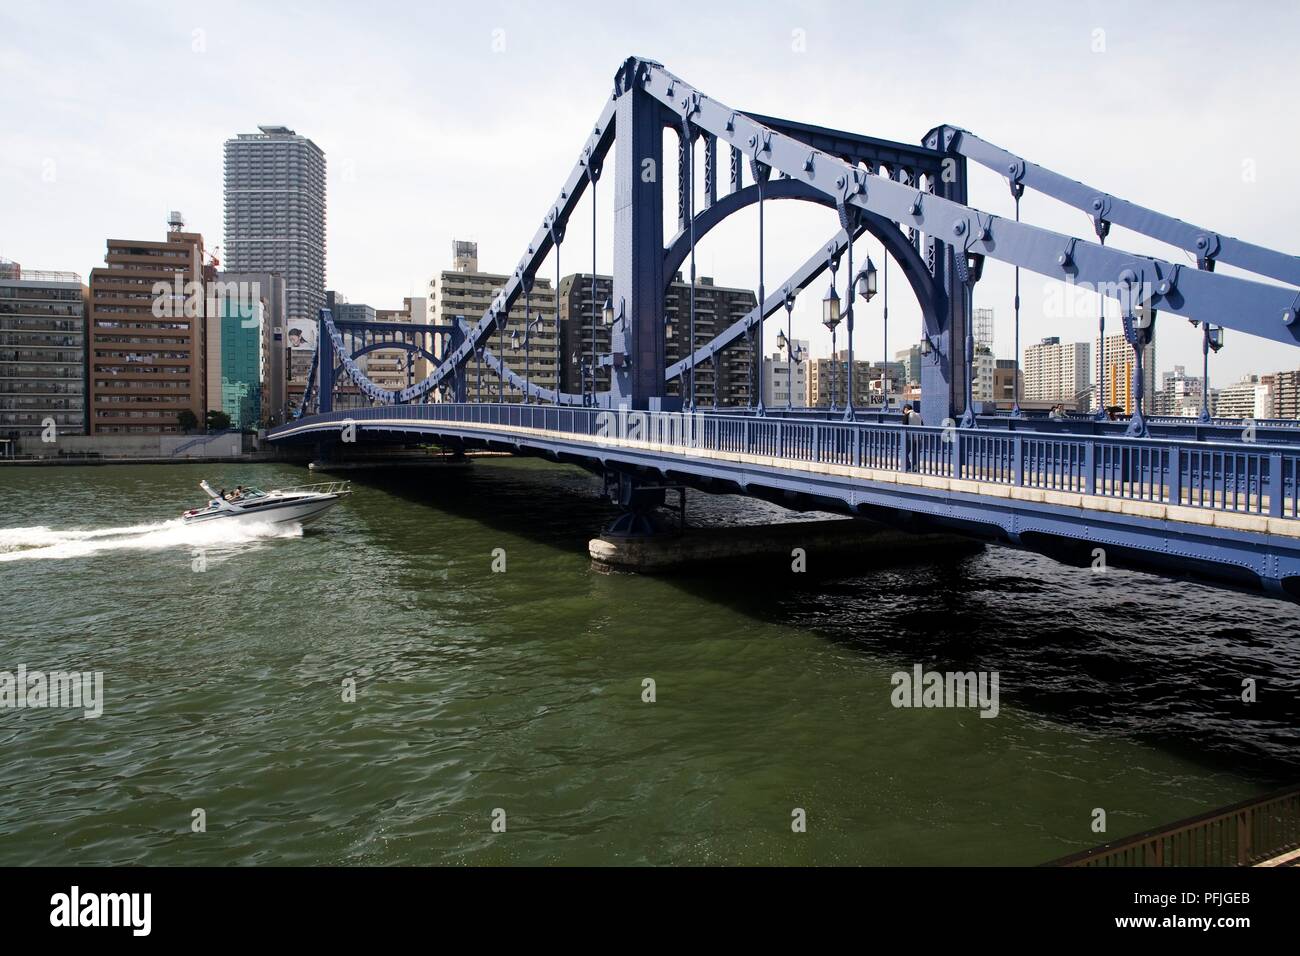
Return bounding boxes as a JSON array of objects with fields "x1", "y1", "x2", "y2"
[{"x1": 181, "y1": 480, "x2": 351, "y2": 526}]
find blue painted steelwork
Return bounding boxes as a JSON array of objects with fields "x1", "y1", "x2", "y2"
[
  {"x1": 311, "y1": 310, "x2": 456, "y2": 413},
  {"x1": 273, "y1": 56, "x2": 1300, "y2": 596}
]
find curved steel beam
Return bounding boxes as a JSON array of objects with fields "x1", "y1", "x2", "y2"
[
  {"x1": 457, "y1": 319, "x2": 586, "y2": 405},
  {"x1": 349, "y1": 340, "x2": 442, "y2": 367},
  {"x1": 663, "y1": 178, "x2": 942, "y2": 320}
]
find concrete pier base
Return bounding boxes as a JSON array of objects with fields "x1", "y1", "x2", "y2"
[{"x1": 589, "y1": 518, "x2": 982, "y2": 573}]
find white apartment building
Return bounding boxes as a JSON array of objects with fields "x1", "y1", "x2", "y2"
[
  {"x1": 761, "y1": 339, "x2": 809, "y2": 408},
  {"x1": 1023, "y1": 336, "x2": 1090, "y2": 405},
  {"x1": 1215, "y1": 375, "x2": 1273, "y2": 420}
]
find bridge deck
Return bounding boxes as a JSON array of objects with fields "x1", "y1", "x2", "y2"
[{"x1": 270, "y1": 404, "x2": 1300, "y2": 592}]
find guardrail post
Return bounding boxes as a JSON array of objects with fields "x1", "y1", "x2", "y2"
[
  {"x1": 813, "y1": 424, "x2": 821, "y2": 464},
  {"x1": 1084, "y1": 441, "x2": 1096, "y2": 496},
  {"x1": 1238, "y1": 809, "x2": 1251, "y2": 865},
  {"x1": 951, "y1": 431, "x2": 962, "y2": 479},
  {"x1": 1013, "y1": 435, "x2": 1023, "y2": 486},
  {"x1": 1169, "y1": 446, "x2": 1183, "y2": 507},
  {"x1": 1269, "y1": 453, "x2": 1284, "y2": 517},
  {"x1": 853, "y1": 427, "x2": 861, "y2": 467}
]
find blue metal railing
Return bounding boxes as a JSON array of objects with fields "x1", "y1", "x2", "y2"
[{"x1": 270, "y1": 404, "x2": 1300, "y2": 522}]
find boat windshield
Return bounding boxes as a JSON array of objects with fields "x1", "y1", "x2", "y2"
[{"x1": 239, "y1": 487, "x2": 268, "y2": 499}]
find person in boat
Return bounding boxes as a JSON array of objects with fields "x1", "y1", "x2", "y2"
[{"x1": 230, "y1": 486, "x2": 245, "y2": 501}]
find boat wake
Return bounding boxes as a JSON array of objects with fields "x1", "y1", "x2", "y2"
[{"x1": 0, "y1": 519, "x2": 303, "y2": 563}]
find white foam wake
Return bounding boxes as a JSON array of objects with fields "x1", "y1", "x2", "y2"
[{"x1": 0, "y1": 518, "x2": 302, "y2": 563}]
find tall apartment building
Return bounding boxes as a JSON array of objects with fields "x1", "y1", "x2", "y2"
[
  {"x1": 204, "y1": 272, "x2": 286, "y2": 430},
  {"x1": 1023, "y1": 336, "x2": 1090, "y2": 406},
  {"x1": 556, "y1": 272, "x2": 757, "y2": 407},
  {"x1": 86, "y1": 220, "x2": 209, "y2": 434},
  {"x1": 223, "y1": 126, "x2": 326, "y2": 411},
  {"x1": 762, "y1": 339, "x2": 809, "y2": 409},
  {"x1": 1273, "y1": 368, "x2": 1300, "y2": 420},
  {"x1": 0, "y1": 260, "x2": 87, "y2": 437},
  {"x1": 429, "y1": 242, "x2": 557, "y2": 402},
  {"x1": 1095, "y1": 332, "x2": 1156, "y2": 415}
]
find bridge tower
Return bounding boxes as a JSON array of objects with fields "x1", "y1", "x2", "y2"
[
  {"x1": 610, "y1": 58, "x2": 670, "y2": 411},
  {"x1": 921, "y1": 127, "x2": 971, "y2": 429}
]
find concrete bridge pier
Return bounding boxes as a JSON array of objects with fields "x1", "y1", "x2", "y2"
[{"x1": 600, "y1": 471, "x2": 684, "y2": 538}]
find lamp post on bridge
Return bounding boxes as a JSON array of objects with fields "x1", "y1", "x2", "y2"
[
  {"x1": 854, "y1": 257, "x2": 879, "y2": 416},
  {"x1": 1194, "y1": 320, "x2": 1224, "y2": 423},
  {"x1": 571, "y1": 350, "x2": 590, "y2": 407},
  {"x1": 776, "y1": 328, "x2": 805, "y2": 412},
  {"x1": 780, "y1": 288, "x2": 796, "y2": 411},
  {"x1": 822, "y1": 262, "x2": 842, "y2": 413}
]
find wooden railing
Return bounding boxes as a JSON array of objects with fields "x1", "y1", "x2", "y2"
[{"x1": 1047, "y1": 785, "x2": 1300, "y2": 867}]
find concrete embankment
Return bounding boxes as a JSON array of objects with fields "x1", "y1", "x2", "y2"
[
  {"x1": 0, "y1": 453, "x2": 282, "y2": 467},
  {"x1": 589, "y1": 517, "x2": 982, "y2": 572}
]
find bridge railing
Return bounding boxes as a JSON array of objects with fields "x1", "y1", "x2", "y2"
[
  {"x1": 1046, "y1": 784, "x2": 1300, "y2": 867},
  {"x1": 273, "y1": 403, "x2": 1300, "y2": 522}
]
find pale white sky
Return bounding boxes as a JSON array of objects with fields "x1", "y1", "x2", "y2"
[{"x1": 3, "y1": 0, "x2": 1298, "y2": 387}]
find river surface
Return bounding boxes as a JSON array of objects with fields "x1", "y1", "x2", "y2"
[{"x1": 0, "y1": 459, "x2": 1296, "y2": 865}]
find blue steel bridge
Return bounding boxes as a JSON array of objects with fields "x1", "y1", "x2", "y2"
[{"x1": 270, "y1": 56, "x2": 1300, "y2": 599}]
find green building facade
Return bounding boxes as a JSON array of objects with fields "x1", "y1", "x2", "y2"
[{"x1": 220, "y1": 297, "x2": 263, "y2": 429}]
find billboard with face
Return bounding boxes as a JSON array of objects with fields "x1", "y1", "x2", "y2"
[{"x1": 287, "y1": 321, "x2": 317, "y2": 352}]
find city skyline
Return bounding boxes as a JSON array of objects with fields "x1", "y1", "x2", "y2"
[{"x1": 4, "y1": 1, "x2": 1298, "y2": 392}]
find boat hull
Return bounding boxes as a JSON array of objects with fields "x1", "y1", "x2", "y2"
[{"x1": 182, "y1": 495, "x2": 344, "y2": 527}]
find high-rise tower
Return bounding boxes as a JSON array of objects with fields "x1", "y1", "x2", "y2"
[{"x1": 223, "y1": 126, "x2": 326, "y2": 409}]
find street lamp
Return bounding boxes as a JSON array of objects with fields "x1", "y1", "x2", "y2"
[
  {"x1": 571, "y1": 350, "x2": 586, "y2": 406},
  {"x1": 780, "y1": 289, "x2": 796, "y2": 411},
  {"x1": 855, "y1": 257, "x2": 878, "y2": 302},
  {"x1": 822, "y1": 280, "x2": 842, "y2": 411},
  {"x1": 1199, "y1": 324, "x2": 1224, "y2": 423}
]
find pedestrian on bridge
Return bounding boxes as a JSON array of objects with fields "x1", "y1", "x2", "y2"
[{"x1": 901, "y1": 404, "x2": 923, "y2": 471}]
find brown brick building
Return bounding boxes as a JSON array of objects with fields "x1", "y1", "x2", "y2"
[{"x1": 87, "y1": 220, "x2": 210, "y2": 434}]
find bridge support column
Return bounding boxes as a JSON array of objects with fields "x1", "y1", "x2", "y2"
[
  {"x1": 448, "y1": 322, "x2": 467, "y2": 404},
  {"x1": 920, "y1": 129, "x2": 970, "y2": 429},
  {"x1": 318, "y1": 311, "x2": 334, "y2": 414},
  {"x1": 611, "y1": 75, "x2": 666, "y2": 410}
]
